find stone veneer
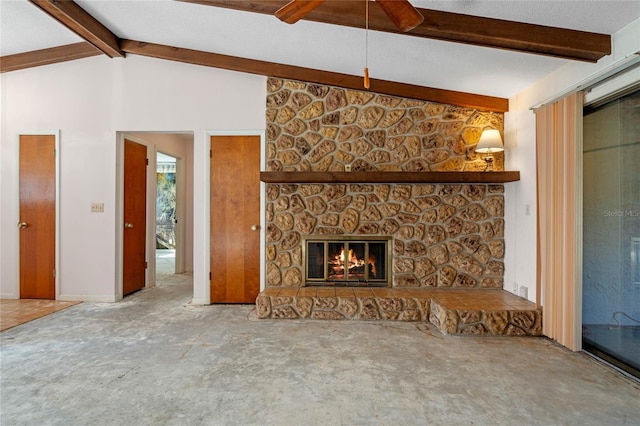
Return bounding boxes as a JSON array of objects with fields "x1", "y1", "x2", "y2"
[
  {"x1": 255, "y1": 288, "x2": 542, "y2": 336},
  {"x1": 266, "y1": 183, "x2": 506, "y2": 289},
  {"x1": 266, "y1": 78, "x2": 504, "y2": 173},
  {"x1": 265, "y1": 78, "x2": 506, "y2": 290}
]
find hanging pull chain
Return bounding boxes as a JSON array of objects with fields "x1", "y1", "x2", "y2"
[{"x1": 364, "y1": 0, "x2": 370, "y2": 89}]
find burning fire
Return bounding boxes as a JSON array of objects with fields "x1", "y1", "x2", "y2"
[{"x1": 329, "y1": 248, "x2": 376, "y2": 278}]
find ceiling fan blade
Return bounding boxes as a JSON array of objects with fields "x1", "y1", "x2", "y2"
[
  {"x1": 275, "y1": 0, "x2": 326, "y2": 24},
  {"x1": 375, "y1": 0, "x2": 424, "y2": 32}
]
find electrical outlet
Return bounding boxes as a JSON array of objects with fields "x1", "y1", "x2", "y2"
[
  {"x1": 91, "y1": 203, "x2": 104, "y2": 213},
  {"x1": 519, "y1": 286, "x2": 529, "y2": 299},
  {"x1": 345, "y1": 164, "x2": 352, "y2": 172},
  {"x1": 525, "y1": 204, "x2": 531, "y2": 216}
]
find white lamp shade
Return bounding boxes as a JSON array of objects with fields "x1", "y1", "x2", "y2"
[{"x1": 475, "y1": 129, "x2": 504, "y2": 153}]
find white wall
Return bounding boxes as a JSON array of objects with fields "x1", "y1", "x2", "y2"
[
  {"x1": 1, "y1": 54, "x2": 266, "y2": 302},
  {"x1": 504, "y1": 18, "x2": 640, "y2": 303}
]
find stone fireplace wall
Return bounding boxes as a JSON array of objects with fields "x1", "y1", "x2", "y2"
[
  {"x1": 266, "y1": 183, "x2": 505, "y2": 288},
  {"x1": 266, "y1": 78, "x2": 504, "y2": 173},
  {"x1": 265, "y1": 78, "x2": 506, "y2": 289}
]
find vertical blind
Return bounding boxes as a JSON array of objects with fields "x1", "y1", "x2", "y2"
[{"x1": 535, "y1": 92, "x2": 583, "y2": 351}]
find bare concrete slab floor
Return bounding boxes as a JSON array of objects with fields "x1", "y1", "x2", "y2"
[
  {"x1": 1, "y1": 274, "x2": 639, "y2": 426},
  {"x1": 156, "y1": 248, "x2": 175, "y2": 276}
]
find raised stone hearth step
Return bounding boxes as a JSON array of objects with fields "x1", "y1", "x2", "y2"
[{"x1": 255, "y1": 288, "x2": 542, "y2": 336}]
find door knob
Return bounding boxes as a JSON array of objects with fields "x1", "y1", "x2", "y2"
[
  {"x1": 124, "y1": 222, "x2": 134, "y2": 229},
  {"x1": 17, "y1": 222, "x2": 28, "y2": 229},
  {"x1": 251, "y1": 224, "x2": 260, "y2": 231}
]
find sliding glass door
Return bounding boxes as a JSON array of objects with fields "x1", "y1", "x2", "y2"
[{"x1": 582, "y1": 89, "x2": 640, "y2": 378}]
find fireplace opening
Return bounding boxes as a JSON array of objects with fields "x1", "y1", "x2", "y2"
[{"x1": 304, "y1": 236, "x2": 391, "y2": 287}]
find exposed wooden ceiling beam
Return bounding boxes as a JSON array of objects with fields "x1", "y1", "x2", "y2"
[
  {"x1": 0, "y1": 42, "x2": 101, "y2": 73},
  {"x1": 28, "y1": 0, "x2": 124, "y2": 58},
  {"x1": 120, "y1": 39, "x2": 508, "y2": 112},
  {"x1": 2, "y1": 38, "x2": 508, "y2": 111},
  {"x1": 180, "y1": 0, "x2": 611, "y2": 62}
]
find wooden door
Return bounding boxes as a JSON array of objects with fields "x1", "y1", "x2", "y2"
[
  {"x1": 123, "y1": 139, "x2": 147, "y2": 296},
  {"x1": 210, "y1": 135, "x2": 261, "y2": 303},
  {"x1": 19, "y1": 135, "x2": 56, "y2": 299}
]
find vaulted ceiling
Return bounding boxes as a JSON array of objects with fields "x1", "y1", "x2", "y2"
[{"x1": 2, "y1": 0, "x2": 639, "y2": 112}]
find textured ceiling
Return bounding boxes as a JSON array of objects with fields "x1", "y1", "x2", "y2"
[{"x1": 1, "y1": 0, "x2": 639, "y2": 98}]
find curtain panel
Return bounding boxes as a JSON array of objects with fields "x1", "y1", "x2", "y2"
[{"x1": 535, "y1": 92, "x2": 583, "y2": 351}]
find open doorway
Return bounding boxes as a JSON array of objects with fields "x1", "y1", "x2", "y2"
[
  {"x1": 156, "y1": 151, "x2": 177, "y2": 278},
  {"x1": 117, "y1": 131, "x2": 194, "y2": 300}
]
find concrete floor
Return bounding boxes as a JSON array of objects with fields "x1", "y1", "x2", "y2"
[
  {"x1": 156, "y1": 248, "x2": 176, "y2": 277},
  {"x1": 1, "y1": 273, "x2": 640, "y2": 425}
]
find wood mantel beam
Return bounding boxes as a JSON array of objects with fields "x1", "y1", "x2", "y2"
[
  {"x1": 0, "y1": 42, "x2": 101, "y2": 73},
  {"x1": 260, "y1": 171, "x2": 521, "y2": 184},
  {"x1": 120, "y1": 39, "x2": 508, "y2": 112},
  {"x1": 180, "y1": 0, "x2": 611, "y2": 63},
  {"x1": 28, "y1": 0, "x2": 124, "y2": 58}
]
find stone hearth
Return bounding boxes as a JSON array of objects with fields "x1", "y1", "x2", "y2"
[{"x1": 256, "y1": 288, "x2": 542, "y2": 336}]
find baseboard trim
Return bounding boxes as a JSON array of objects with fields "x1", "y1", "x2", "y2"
[
  {"x1": 57, "y1": 294, "x2": 119, "y2": 303},
  {"x1": 0, "y1": 293, "x2": 18, "y2": 299}
]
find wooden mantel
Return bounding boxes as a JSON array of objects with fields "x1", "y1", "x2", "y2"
[{"x1": 260, "y1": 171, "x2": 520, "y2": 184}]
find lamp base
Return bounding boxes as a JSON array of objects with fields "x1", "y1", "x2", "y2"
[{"x1": 483, "y1": 155, "x2": 495, "y2": 171}]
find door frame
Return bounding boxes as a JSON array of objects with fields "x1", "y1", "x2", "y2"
[
  {"x1": 15, "y1": 130, "x2": 61, "y2": 300},
  {"x1": 204, "y1": 130, "x2": 266, "y2": 305},
  {"x1": 175, "y1": 156, "x2": 186, "y2": 274}
]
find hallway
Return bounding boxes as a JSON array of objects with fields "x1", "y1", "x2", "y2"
[{"x1": 1, "y1": 274, "x2": 639, "y2": 425}]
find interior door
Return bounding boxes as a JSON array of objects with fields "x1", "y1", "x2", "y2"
[
  {"x1": 123, "y1": 139, "x2": 147, "y2": 296},
  {"x1": 210, "y1": 135, "x2": 261, "y2": 303},
  {"x1": 19, "y1": 135, "x2": 56, "y2": 299}
]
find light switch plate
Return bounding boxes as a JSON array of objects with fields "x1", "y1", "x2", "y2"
[{"x1": 91, "y1": 203, "x2": 104, "y2": 213}]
